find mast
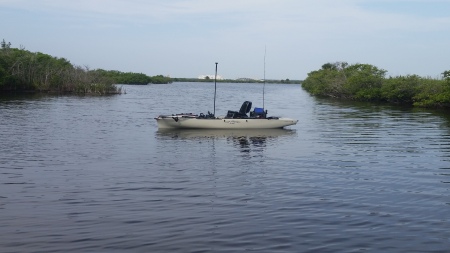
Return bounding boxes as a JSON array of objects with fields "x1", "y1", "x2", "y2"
[
  {"x1": 263, "y1": 46, "x2": 266, "y2": 109},
  {"x1": 214, "y1": 62, "x2": 218, "y2": 116}
]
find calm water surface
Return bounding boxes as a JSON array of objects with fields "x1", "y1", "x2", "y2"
[{"x1": 1, "y1": 83, "x2": 450, "y2": 252}]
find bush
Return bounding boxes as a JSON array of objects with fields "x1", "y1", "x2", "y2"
[
  {"x1": 381, "y1": 75, "x2": 420, "y2": 104},
  {"x1": 302, "y1": 63, "x2": 450, "y2": 108}
]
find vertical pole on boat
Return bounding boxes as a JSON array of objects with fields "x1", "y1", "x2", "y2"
[
  {"x1": 214, "y1": 62, "x2": 218, "y2": 117},
  {"x1": 263, "y1": 46, "x2": 266, "y2": 110}
]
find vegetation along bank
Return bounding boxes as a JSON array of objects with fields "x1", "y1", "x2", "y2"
[
  {"x1": 302, "y1": 62, "x2": 450, "y2": 108},
  {"x1": 0, "y1": 40, "x2": 171, "y2": 95}
]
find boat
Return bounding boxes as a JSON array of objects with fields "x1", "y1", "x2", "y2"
[
  {"x1": 155, "y1": 62, "x2": 298, "y2": 129},
  {"x1": 155, "y1": 101, "x2": 298, "y2": 129}
]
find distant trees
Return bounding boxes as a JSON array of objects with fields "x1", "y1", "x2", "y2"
[
  {"x1": 92, "y1": 70, "x2": 151, "y2": 85},
  {"x1": 90, "y1": 70, "x2": 171, "y2": 85},
  {"x1": 170, "y1": 77, "x2": 302, "y2": 84},
  {"x1": 302, "y1": 62, "x2": 450, "y2": 108},
  {"x1": 151, "y1": 75, "x2": 172, "y2": 84},
  {"x1": 0, "y1": 39, "x2": 171, "y2": 94}
]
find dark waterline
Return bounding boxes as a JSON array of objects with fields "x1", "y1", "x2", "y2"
[{"x1": 1, "y1": 83, "x2": 449, "y2": 252}]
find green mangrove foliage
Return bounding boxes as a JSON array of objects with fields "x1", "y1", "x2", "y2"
[
  {"x1": 0, "y1": 40, "x2": 120, "y2": 94},
  {"x1": 0, "y1": 39, "x2": 171, "y2": 94},
  {"x1": 92, "y1": 69, "x2": 172, "y2": 85},
  {"x1": 302, "y1": 62, "x2": 450, "y2": 108}
]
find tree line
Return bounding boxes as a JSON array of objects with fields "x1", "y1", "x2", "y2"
[
  {"x1": 0, "y1": 40, "x2": 171, "y2": 94},
  {"x1": 301, "y1": 62, "x2": 450, "y2": 108},
  {"x1": 91, "y1": 69, "x2": 171, "y2": 85}
]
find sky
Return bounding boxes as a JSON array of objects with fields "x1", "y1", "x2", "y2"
[{"x1": 0, "y1": 0, "x2": 449, "y2": 80}]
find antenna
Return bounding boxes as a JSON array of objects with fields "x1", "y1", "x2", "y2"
[
  {"x1": 263, "y1": 46, "x2": 266, "y2": 110},
  {"x1": 214, "y1": 62, "x2": 218, "y2": 117}
]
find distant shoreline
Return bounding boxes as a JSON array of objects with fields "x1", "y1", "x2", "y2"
[{"x1": 170, "y1": 78, "x2": 302, "y2": 84}]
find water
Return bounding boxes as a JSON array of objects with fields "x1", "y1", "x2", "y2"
[{"x1": 1, "y1": 83, "x2": 449, "y2": 252}]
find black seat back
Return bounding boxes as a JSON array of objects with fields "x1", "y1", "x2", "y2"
[{"x1": 239, "y1": 101, "x2": 252, "y2": 115}]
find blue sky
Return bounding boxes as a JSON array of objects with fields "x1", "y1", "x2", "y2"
[{"x1": 1, "y1": 0, "x2": 449, "y2": 80}]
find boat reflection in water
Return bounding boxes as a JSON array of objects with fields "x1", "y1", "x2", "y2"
[{"x1": 156, "y1": 128, "x2": 297, "y2": 153}]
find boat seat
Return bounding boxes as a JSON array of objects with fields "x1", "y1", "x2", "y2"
[
  {"x1": 225, "y1": 101, "x2": 253, "y2": 118},
  {"x1": 239, "y1": 101, "x2": 252, "y2": 115}
]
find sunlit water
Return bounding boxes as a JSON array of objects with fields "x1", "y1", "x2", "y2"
[{"x1": 1, "y1": 83, "x2": 449, "y2": 252}]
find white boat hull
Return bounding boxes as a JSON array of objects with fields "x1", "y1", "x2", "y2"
[{"x1": 155, "y1": 115, "x2": 298, "y2": 129}]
